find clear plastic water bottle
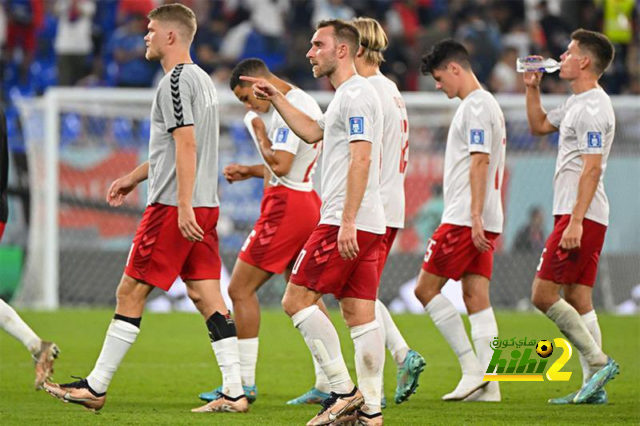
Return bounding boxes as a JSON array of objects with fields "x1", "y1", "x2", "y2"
[{"x1": 516, "y1": 57, "x2": 560, "y2": 73}]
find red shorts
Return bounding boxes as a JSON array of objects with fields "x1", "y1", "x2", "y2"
[
  {"x1": 238, "y1": 186, "x2": 321, "y2": 274},
  {"x1": 124, "y1": 204, "x2": 221, "y2": 291},
  {"x1": 290, "y1": 224, "x2": 383, "y2": 300},
  {"x1": 536, "y1": 215, "x2": 607, "y2": 287},
  {"x1": 0, "y1": 222, "x2": 5, "y2": 242},
  {"x1": 377, "y1": 227, "x2": 399, "y2": 278},
  {"x1": 422, "y1": 224, "x2": 500, "y2": 280}
]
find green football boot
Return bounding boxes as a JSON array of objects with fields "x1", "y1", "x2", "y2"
[
  {"x1": 198, "y1": 384, "x2": 258, "y2": 404},
  {"x1": 394, "y1": 349, "x2": 427, "y2": 404},
  {"x1": 548, "y1": 389, "x2": 607, "y2": 404},
  {"x1": 574, "y1": 358, "x2": 619, "y2": 404}
]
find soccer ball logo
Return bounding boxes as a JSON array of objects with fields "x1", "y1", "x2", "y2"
[{"x1": 536, "y1": 340, "x2": 554, "y2": 358}]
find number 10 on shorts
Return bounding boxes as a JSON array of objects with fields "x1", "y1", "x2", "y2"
[{"x1": 424, "y1": 239, "x2": 437, "y2": 263}]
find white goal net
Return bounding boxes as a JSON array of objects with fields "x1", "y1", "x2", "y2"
[{"x1": 13, "y1": 88, "x2": 640, "y2": 311}]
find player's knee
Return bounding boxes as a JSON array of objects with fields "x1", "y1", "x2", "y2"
[
  {"x1": 115, "y1": 276, "x2": 147, "y2": 309},
  {"x1": 531, "y1": 290, "x2": 553, "y2": 312},
  {"x1": 414, "y1": 284, "x2": 436, "y2": 306},
  {"x1": 563, "y1": 293, "x2": 593, "y2": 314},
  {"x1": 228, "y1": 281, "x2": 250, "y2": 303},
  {"x1": 186, "y1": 286, "x2": 202, "y2": 306},
  {"x1": 205, "y1": 311, "x2": 237, "y2": 342}
]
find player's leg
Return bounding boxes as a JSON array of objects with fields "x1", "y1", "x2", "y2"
[
  {"x1": 0, "y1": 299, "x2": 59, "y2": 389},
  {"x1": 460, "y1": 273, "x2": 500, "y2": 402},
  {"x1": 549, "y1": 284, "x2": 607, "y2": 404},
  {"x1": 44, "y1": 274, "x2": 153, "y2": 411},
  {"x1": 341, "y1": 297, "x2": 384, "y2": 420},
  {"x1": 284, "y1": 267, "x2": 332, "y2": 405}
]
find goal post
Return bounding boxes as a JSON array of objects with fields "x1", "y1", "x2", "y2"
[{"x1": 12, "y1": 88, "x2": 640, "y2": 311}]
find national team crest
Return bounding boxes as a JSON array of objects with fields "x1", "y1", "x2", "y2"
[
  {"x1": 587, "y1": 132, "x2": 602, "y2": 148},
  {"x1": 275, "y1": 128, "x2": 289, "y2": 143},
  {"x1": 349, "y1": 117, "x2": 364, "y2": 135},
  {"x1": 470, "y1": 129, "x2": 485, "y2": 145}
]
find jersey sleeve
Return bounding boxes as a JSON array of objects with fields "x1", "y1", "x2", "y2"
[
  {"x1": 464, "y1": 102, "x2": 493, "y2": 155},
  {"x1": 317, "y1": 113, "x2": 326, "y2": 130},
  {"x1": 546, "y1": 100, "x2": 567, "y2": 128},
  {"x1": 270, "y1": 114, "x2": 301, "y2": 155},
  {"x1": 343, "y1": 90, "x2": 377, "y2": 144},
  {"x1": 158, "y1": 67, "x2": 195, "y2": 133},
  {"x1": 574, "y1": 104, "x2": 611, "y2": 155}
]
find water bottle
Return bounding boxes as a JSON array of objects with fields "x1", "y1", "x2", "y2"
[{"x1": 516, "y1": 57, "x2": 560, "y2": 73}]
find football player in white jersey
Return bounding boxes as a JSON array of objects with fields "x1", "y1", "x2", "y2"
[
  {"x1": 525, "y1": 29, "x2": 619, "y2": 404},
  {"x1": 352, "y1": 17, "x2": 426, "y2": 406},
  {"x1": 417, "y1": 39, "x2": 506, "y2": 402},
  {"x1": 198, "y1": 58, "x2": 332, "y2": 406},
  {"x1": 243, "y1": 19, "x2": 387, "y2": 425}
]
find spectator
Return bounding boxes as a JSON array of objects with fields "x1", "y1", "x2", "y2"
[
  {"x1": 54, "y1": 0, "x2": 96, "y2": 86},
  {"x1": 537, "y1": 0, "x2": 571, "y2": 59},
  {"x1": 489, "y1": 46, "x2": 523, "y2": 93},
  {"x1": 514, "y1": 206, "x2": 546, "y2": 252},
  {"x1": 4, "y1": 0, "x2": 44, "y2": 84},
  {"x1": 106, "y1": 13, "x2": 158, "y2": 88},
  {"x1": 311, "y1": 0, "x2": 355, "y2": 26},
  {"x1": 455, "y1": 5, "x2": 502, "y2": 84}
]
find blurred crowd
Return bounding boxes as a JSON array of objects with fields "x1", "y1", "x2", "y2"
[{"x1": 1, "y1": 0, "x2": 638, "y2": 102}]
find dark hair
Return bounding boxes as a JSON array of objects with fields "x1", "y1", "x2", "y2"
[
  {"x1": 571, "y1": 29, "x2": 615, "y2": 75},
  {"x1": 317, "y1": 19, "x2": 360, "y2": 57},
  {"x1": 420, "y1": 39, "x2": 471, "y2": 75},
  {"x1": 229, "y1": 58, "x2": 269, "y2": 90}
]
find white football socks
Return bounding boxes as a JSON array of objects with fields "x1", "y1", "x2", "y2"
[
  {"x1": 580, "y1": 310, "x2": 603, "y2": 384},
  {"x1": 469, "y1": 307, "x2": 500, "y2": 398},
  {"x1": 211, "y1": 337, "x2": 243, "y2": 398},
  {"x1": 0, "y1": 299, "x2": 41, "y2": 355},
  {"x1": 375, "y1": 299, "x2": 409, "y2": 366},
  {"x1": 546, "y1": 299, "x2": 607, "y2": 367},
  {"x1": 351, "y1": 320, "x2": 384, "y2": 414},
  {"x1": 292, "y1": 305, "x2": 354, "y2": 394},
  {"x1": 425, "y1": 294, "x2": 482, "y2": 375},
  {"x1": 87, "y1": 319, "x2": 140, "y2": 394},
  {"x1": 238, "y1": 337, "x2": 259, "y2": 387},
  {"x1": 312, "y1": 354, "x2": 331, "y2": 393}
]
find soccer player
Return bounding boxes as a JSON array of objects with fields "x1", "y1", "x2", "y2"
[
  {"x1": 351, "y1": 17, "x2": 426, "y2": 405},
  {"x1": 198, "y1": 58, "x2": 331, "y2": 406},
  {"x1": 0, "y1": 107, "x2": 59, "y2": 390},
  {"x1": 43, "y1": 4, "x2": 247, "y2": 414},
  {"x1": 416, "y1": 39, "x2": 506, "y2": 402},
  {"x1": 524, "y1": 29, "x2": 619, "y2": 404},
  {"x1": 243, "y1": 19, "x2": 386, "y2": 425}
]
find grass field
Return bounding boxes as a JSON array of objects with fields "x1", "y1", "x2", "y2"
[{"x1": 0, "y1": 309, "x2": 638, "y2": 425}]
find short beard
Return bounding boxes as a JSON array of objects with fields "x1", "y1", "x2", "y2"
[{"x1": 313, "y1": 58, "x2": 337, "y2": 79}]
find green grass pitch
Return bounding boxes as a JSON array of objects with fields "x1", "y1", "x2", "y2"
[{"x1": 1, "y1": 310, "x2": 638, "y2": 425}]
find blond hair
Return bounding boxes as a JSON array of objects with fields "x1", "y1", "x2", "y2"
[
  {"x1": 352, "y1": 17, "x2": 388, "y2": 66},
  {"x1": 148, "y1": 3, "x2": 197, "y2": 43}
]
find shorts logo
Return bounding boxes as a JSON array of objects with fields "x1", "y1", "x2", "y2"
[
  {"x1": 587, "y1": 132, "x2": 602, "y2": 148},
  {"x1": 470, "y1": 129, "x2": 484, "y2": 145},
  {"x1": 275, "y1": 127, "x2": 289, "y2": 143},
  {"x1": 349, "y1": 117, "x2": 364, "y2": 135}
]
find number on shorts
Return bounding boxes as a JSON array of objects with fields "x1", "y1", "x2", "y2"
[
  {"x1": 536, "y1": 248, "x2": 547, "y2": 272},
  {"x1": 292, "y1": 249, "x2": 307, "y2": 275},
  {"x1": 424, "y1": 239, "x2": 437, "y2": 263},
  {"x1": 241, "y1": 230, "x2": 257, "y2": 252}
]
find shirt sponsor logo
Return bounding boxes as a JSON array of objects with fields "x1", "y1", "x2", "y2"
[
  {"x1": 470, "y1": 129, "x2": 485, "y2": 145},
  {"x1": 275, "y1": 128, "x2": 289, "y2": 143},
  {"x1": 587, "y1": 131, "x2": 602, "y2": 148},
  {"x1": 349, "y1": 117, "x2": 364, "y2": 135}
]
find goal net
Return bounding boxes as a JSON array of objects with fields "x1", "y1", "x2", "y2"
[{"x1": 13, "y1": 88, "x2": 640, "y2": 311}]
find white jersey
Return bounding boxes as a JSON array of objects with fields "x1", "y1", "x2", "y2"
[
  {"x1": 441, "y1": 89, "x2": 506, "y2": 233},
  {"x1": 244, "y1": 89, "x2": 322, "y2": 192},
  {"x1": 316, "y1": 75, "x2": 385, "y2": 234},
  {"x1": 547, "y1": 88, "x2": 615, "y2": 226},
  {"x1": 368, "y1": 74, "x2": 409, "y2": 229}
]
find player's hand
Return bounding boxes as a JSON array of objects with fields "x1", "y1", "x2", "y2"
[
  {"x1": 240, "y1": 76, "x2": 280, "y2": 101},
  {"x1": 106, "y1": 174, "x2": 138, "y2": 207},
  {"x1": 178, "y1": 204, "x2": 204, "y2": 242},
  {"x1": 223, "y1": 164, "x2": 251, "y2": 183},
  {"x1": 471, "y1": 216, "x2": 491, "y2": 253},
  {"x1": 523, "y1": 56, "x2": 543, "y2": 89},
  {"x1": 560, "y1": 220, "x2": 582, "y2": 250},
  {"x1": 338, "y1": 222, "x2": 359, "y2": 260}
]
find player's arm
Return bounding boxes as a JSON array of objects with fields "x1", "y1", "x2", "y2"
[
  {"x1": 339, "y1": 141, "x2": 371, "y2": 260},
  {"x1": 223, "y1": 163, "x2": 265, "y2": 183},
  {"x1": 174, "y1": 125, "x2": 204, "y2": 242},
  {"x1": 106, "y1": 161, "x2": 148, "y2": 207},
  {"x1": 469, "y1": 152, "x2": 491, "y2": 252},
  {"x1": 251, "y1": 116, "x2": 295, "y2": 177},
  {"x1": 240, "y1": 76, "x2": 323, "y2": 144},
  {"x1": 524, "y1": 70, "x2": 558, "y2": 136}
]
